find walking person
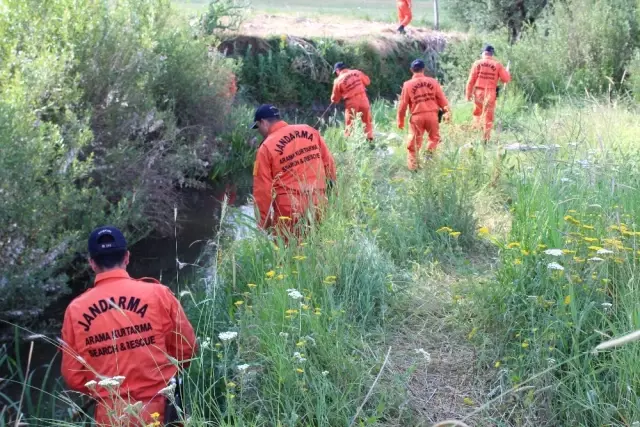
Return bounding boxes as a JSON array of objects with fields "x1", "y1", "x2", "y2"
[{"x1": 331, "y1": 62, "x2": 374, "y2": 143}]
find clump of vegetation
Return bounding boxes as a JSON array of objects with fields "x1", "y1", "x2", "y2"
[{"x1": 0, "y1": 0, "x2": 240, "y2": 325}]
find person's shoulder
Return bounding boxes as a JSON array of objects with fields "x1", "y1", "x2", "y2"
[{"x1": 291, "y1": 123, "x2": 319, "y2": 135}]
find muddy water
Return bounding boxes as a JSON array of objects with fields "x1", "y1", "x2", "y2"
[{"x1": 0, "y1": 174, "x2": 255, "y2": 412}]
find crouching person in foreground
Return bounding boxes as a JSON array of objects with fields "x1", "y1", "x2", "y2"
[
  {"x1": 251, "y1": 104, "x2": 337, "y2": 238},
  {"x1": 61, "y1": 226, "x2": 197, "y2": 426}
]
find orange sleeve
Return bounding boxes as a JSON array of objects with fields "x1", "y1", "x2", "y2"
[
  {"x1": 330, "y1": 80, "x2": 342, "y2": 104},
  {"x1": 397, "y1": 83, "x2": 410, "y2": 128},
  {"x1": 359, "y1": 71, "x2": 371, "y2": 87},
  {"x1": 466, "y1": 62, "x2": 479, "y2": 99},
  {"x1": 60, "y1": 309, "x2": 90, "y2": 394},
  {"x1": 163, "y1": 287, "x2": 197, "y2": 367},
  {"x1": 435, "y1": 83, "x2": 449, "y2": 110},
  {"x1": 498, "y1": 64, "x2": 511, "y2": 84},
  {"x1": 317, "y1": 132, "x2": 336, "y2": 182},
  {"x1": 253, "y1": 145, "x2": 273, "y2": 228}
]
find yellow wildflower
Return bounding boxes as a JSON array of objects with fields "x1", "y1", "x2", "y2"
[
  {"x1": 537, "y1": 244, "x2": 548, "y2": 250},
  {"x1": 564, "y1": 215, "x2": 581, "y2": 225},
  {"x1": 507, "y1": 242, "x2": 521, "y2": 249},
  {"x1": 478, "y1": 226, "x2": 490, "y2": 235},
  {"x1": 583, "y1": 237, "x2": 598, "y2": 243},
  {"x1": 324, "y1": 275, "x2": 337, "y2": 284},
  {"x1": 567, "y1": 209, "x2": 577, "y2": 214},
  {"x1": 463, "y1": 397, "x2": 474, "y2": 406},
  {"x1": 562, "y1": 249, "x2": 576, "y2": 255},
  {"x1": 521, "y1": 249, "x2": 531, "y2": 256},
  {"x1": 514, "y1": 258, "x2": 523, "y2": 265},
  {"x1": 522, "y1": 341, "x2": 529, "y2": 349},
  {"x1": 276, "y1": 274, "x2": 285, "y2": 280},
  {"x1": 296, "y1": 340, "x2": 306, "y2": 347},
  {"x1": 436, "y1": 226, "x2": 454, "y2": 233},
  {"x1": 266, "y1": 270, "x2": 276, "y2": 279},
  {"x1": 301, "y1": 304, "x2": 309, "y2": 310},
  {"x1": 228, "y1": 393, "x2": 235, "y2": 399},
  {"x1": 293, "y1": 255, "x2": 307, "y2": 261},
  {"x1": 285, "y1": 309, "x2": 299, "y2": 315},
  {"x1": 564, "y1": 295, "x2": 571, "y2": 305},
  {"x1": 573, "y1": 256, "x2": 585, "y2": 263},
  {"x1": 151, "y1": 413, "x2": 160, "y2": 420},
  {"x1": 296, "y1": 368, "x2": 304, "y2": 374},
  {"x1": 614, "y1": 257, "x2": 624, "y2": 264},
  {"x1": 609, "y1": 225, "x2": 620, "y2": 231},
  {"x1": 449, "y1": 231, "x2": 461, "y2": 238},
  {"x1": 247, "y1": 283, "x2": 257, "y2": 288},
  {"x1": 226, "y1": 381, "x2": 237, "y2": 388},
  {"x1": 582, "y1": 225, "x2": 595, "y2": 230},
  {"x1": 494, "y1": 361, "x2": 501, "y2": 368},
  {"x1": 588, "y1": 246, "x2": 603, "y2": 251},
  {"x1": 234, "y1": 300, "x2": 244, "y2": 307},
  {"x1": 622, "y1": 247, "x2": 634, "y2": 252}
]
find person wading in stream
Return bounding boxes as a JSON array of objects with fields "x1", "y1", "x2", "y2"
[
  {"x1": 397, "y1": 59, "x2": 451, "y2": 171},
  {"x1": 330, "y1": 62, "x2": 375, "y2": 143},
  {"x1": 61, "y1": 226, "x2": 197, "y2": 426},
  {"x1": 465, "y1": 44, "x2": 511, "y2": 142},
  {"x1": 251, "y1": 104, "x2": 337, "y2": 238}
]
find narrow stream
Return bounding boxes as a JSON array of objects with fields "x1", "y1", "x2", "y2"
[{"x1": 0, "y1": 173, "x2": 255, "y2": 415}]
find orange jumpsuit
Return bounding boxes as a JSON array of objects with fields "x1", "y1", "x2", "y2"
[
  {"x1": 465, "y1": 54, "x2": 511, "y2": 141},
  {"x1": 397, "y1": 0, "x2": 412, "y2": 27},
  {"x1": 331, "y1": 69, "x2": 374, "y2": 140},
  {"x1": 61, "y1": 269, "x2": 197, "y2": 426},
  {"x1": 398, "y1": 72, "x2": 449, "y2": 170},
  {"x1": 253, "y1": 121, "x2": 337, "y2": 234}
]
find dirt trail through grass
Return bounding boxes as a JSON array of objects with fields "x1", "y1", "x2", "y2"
[{"x1": 240, "y1": 13, "x2": 464, "y2": 42}]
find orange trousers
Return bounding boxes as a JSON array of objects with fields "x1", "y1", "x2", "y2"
[
  {"x1": 407, "y1": 113, "x2": 440, "y2": 170},
  {"x1": 472, "y1": 88, "x2": 497, "y2": 141},
  {"x1": 270, "y1": 192, "x2": 327, "y2": 240},
  {"x1": 345, "y1": 96, "x2": 374, "y2": 140},
  {"x1": 94, "y1": 395, "x2": 166, "y2": 426},
  {"x1": 397, "y1": 0, "x2": 412, "y2": 27}
]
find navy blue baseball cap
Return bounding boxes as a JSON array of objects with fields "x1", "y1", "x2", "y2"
[
  {"x1": 88, "y1": 226, "x2": 127, "y2": 257},
  {"x1": 411, "y1": 59, "x2": 425, "y2": 70},
  {"x1": 483, "y1": 44, "x2": 495, "y2": 54},
  {"x1": 250, "y1": 104, "x2": 281, "y2": 129},
  {"x1": 334, "y1": 62, "x2": 346, "y2": 72}
]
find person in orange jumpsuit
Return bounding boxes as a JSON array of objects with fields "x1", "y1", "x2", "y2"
[
  {"x1": 397, "y1": 0, "x2": 412, "y2": 34},
  {"x1": 397, "y1": 59, "x2": 450, "y2": 171},
  {"x1": 251, "y1": 104, "x2": 337, "y2": 235},
  {"x1": 61, "y1": 226, "x2": 197, "y2": 426},
  {"x1": 330, "y1": 62, "x2": 374, "y2": 143},
  {"x1": 465, "y1": 45, "x2": 511, "y2": 142}
]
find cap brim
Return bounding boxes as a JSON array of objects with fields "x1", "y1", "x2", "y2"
[{"x1": 250, "y1": 122, "x2": 259, "y2": 130}]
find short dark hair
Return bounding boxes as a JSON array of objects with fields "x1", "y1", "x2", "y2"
[{"x1": 90, "y1": 234, "x2": 126, "y2": 269}]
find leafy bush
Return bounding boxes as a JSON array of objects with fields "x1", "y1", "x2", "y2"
[{"x1": 0, "y1": 0, "x2": 240, "y2": 325}]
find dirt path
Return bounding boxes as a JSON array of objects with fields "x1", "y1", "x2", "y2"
[{"x1": 240, "y1": 13, "x2": 464, "y2": 42}]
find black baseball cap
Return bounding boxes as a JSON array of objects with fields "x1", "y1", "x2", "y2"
[
  {"x1": 88, "y1": 226, "x2": 127, "y2": 257},
  {"x1": 411, "y1": 59, "x2": 425, "y2": 70},
  {"x1": 483, "y1": 45, "x2": 495, "y2": 54},
  {"x1": 250, "y1": 104, "x2": 280, "y2": 129},
  {"x1": 334, "y1": 62, "x2": 346, "y2": 72}
]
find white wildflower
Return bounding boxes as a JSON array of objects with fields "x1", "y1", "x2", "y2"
[
  {"x1": 85, "y1": 380, "x2": 97, "y2": 389},
  {"x1": 237, "y1": 364, "x2": 250, "y2": 372},
  {"x1": 159, "y1": 383, "x2": 176, "y2": 397},
  {"x1": 293, "y1": 352, "x2": 307, "y2": 363},
  {"x1": 601, "y1": 302, "x2": 613, "y2": 308},
  {"x1": 279, "y1": 332, "x2": 289, "y2": 338},
  {"x1": 322, "y1": 371, "x2": 329, "y2": 376},
  {"x1": 596, "y1": 249, "x2": 614, "y2": 255},
  {"x1": 200, "y1": 337, "x2": 212, "y2": 350},
  {"x1": 218, "y1": 331, "x2": 238, "y2": 341},
  {"x1": 112, "y1": 376, "x2": 126, "y2": 385},
  {"x1": 547, "y1": 262, "x2": 565, "y2": 271},
  {"x1": 98, "y1": 378, "x2": 120, "y2": 388},
  {"x1": 544, "y1": 249, "x2": 564, "y2": 257},
  {"x1": 547, "y1": 358, "x2": 556, "y2": 365},
  {"x1": 560, "y1": 178, "x2": 572, "y2": 183},
  {"x1": 179, "y1": 290, "x2": 191, "y2": 298},
  {"x1": 414, "y1": 348, "x2": 431, "y2": 362},
  {"x1": 588, "y1": 257, "x2": 604, "y2": 262},
  {"x1": 287, "y1": 288, "x2": 303, "y2": 300}
]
